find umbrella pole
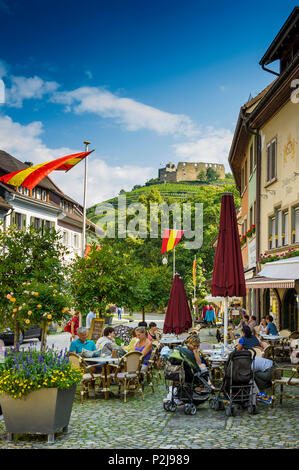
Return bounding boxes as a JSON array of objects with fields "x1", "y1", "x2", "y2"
[
  {"x1": 173, "y1": 246, "x2": 175, "y2": 277},
  {"x1": 224, "y1": 296, "x2": 228, "y2": 348}
]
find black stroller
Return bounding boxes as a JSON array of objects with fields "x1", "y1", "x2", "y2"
[
  {"x1": 210, "y1": 349, "x2": 258, "y2": 416},
  {"x1": 163, "y1": 347, "x2": 216, "y2": 415}
]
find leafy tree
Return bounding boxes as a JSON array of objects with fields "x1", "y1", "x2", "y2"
[
  {"x1": 197, "y1": 170, "x2": 207, "y2": 181},
  {"x1": 206, "y1": 167, "x2": 220, "y2": 182}
]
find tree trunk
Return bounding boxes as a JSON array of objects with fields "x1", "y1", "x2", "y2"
[
  {"x1": 142, "y1": 307, "x2": 145, "y2": 323},
  {"x1": 13, "y1": 318, "x2": 19, "y2": 348},
  {"x1": 40, "y1": 321, "x2": 48, "y2": 352}
]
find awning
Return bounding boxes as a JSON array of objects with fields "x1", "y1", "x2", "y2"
[
  {"x1": 246, "y1": 277, "x2": 295, "y2": 289},
  {"x1": 246, "y1": 256, "x2": 299, "y2": 289}
]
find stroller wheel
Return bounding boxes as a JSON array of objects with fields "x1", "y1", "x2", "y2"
[
  {"x1": 163, "y1": 401, "x2": 170, "y2": 412},
  {"x1": 214, "y1": 399, "x2": 220, "y2": 411},
  {"x1": 225, "y1": 405, "x2": 236, "y2": 417},
  {"x1": 189, "y1": 404, "x2": 197, "y2": 415},
  {"x1": 168, "y1": 402, "x2": 177, "y2": 412},
  {"x1": 184, "y1": 404, "x2": 191, "y2": 415},
  {"x1": 248, "y1": 404, "x2": 257, "y2": 415},
  {"x1": 209, "y1": 399, "x2": 215, "y2": 409}
]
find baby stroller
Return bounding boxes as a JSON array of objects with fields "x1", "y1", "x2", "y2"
[
  {"x1": 210, "y1": 349, "x2": 257, "y2": 416},
  {"x1": 163, "y1": 347, "x2": 216, "y2": 415}
]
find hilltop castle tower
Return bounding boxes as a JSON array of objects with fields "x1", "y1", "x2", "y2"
[{"x1": 158, "y1": 162, "x2": 225, "y2": 183}]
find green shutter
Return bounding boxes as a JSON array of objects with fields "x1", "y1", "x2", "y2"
[
  {"x1": 51, "y1": 221, "x2": 55, "y2": 231},
  {"x1": 10, "y1": 211, "x2": 15, "y2": 227},
  {"x1": 22, "y1": 214, "x2": 27, "y2": 231},
  {"x1": 30, "y1": 216, "x2": 34, "y2": 227}
]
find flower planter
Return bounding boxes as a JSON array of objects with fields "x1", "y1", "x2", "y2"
[
  {"x1": 0, "y1": 385, "x2": 76, "y2": 443},
  {"x1": 105, "y1": 316, "x2": 113, "y2": 325}
]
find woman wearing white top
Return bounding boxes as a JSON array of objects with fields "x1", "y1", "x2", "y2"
[{"x1": 258, "y1": 317, "x2": 268, "y2": 335}]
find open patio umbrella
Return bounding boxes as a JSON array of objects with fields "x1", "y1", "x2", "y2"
[
  {"x1": 163, "y1": 274, "x2": 193, "y2": 335},
  {"x1": 211, "y1": 192, "x2": 246, "y2": 347}
]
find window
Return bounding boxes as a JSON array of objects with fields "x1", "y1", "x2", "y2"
[
  {"x1": 73, "y1": 233, "x2": 79, "y2": 248},
  {"x1": 12, "y1": 212, "x2": 27, "y2": 230},
  {"x1": 32, "y1": 188, "x2": 37, "y2": 198},
  {"x1": 17, "y1": 186, "x2": 23, "y2": 194},
  {"x1": 36, "y1": 188, "x2": 42, "y2": 200},
  {"x1": 277, "y1": 210, "x2": 282, "y2": 247},
  {"x1": 295, "y1": 208, "x2": 299, "y2": 243},
  {"x1": 63, "y1": 231, "x2": 68, "y2": 246},
  {"x1": 283, "y1": 212, "x2": 289, "y2": 246},
  {"x1": 42, "y1": 190, "x2": 47, "y2": 201},
  {"x1": 269, "y1": 216, "x2": 275, "y2": 249},
  {"x1": 241, "y1": 159, "x2": 248, "y2": 193},
  {"x1": 249, "y1": 144, "x2": 253, "y2": 175},
  {"x1": 23, "y1": 187, "x2": 29, "y2": 196},
  {"x1": 266, "y1": 138, "x2": 277, "y2": 183}
]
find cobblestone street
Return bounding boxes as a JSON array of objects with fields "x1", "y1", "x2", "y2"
[{"x1": 0, "y1": 329, "x2": 298, "y2": 449}]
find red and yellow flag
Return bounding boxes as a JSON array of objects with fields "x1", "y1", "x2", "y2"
[
  {"x1": 0, "y1": 151, "x2": 93, "y2": 190},
  {"x1": 161, "y1": 229, "x2": 184, "y2": 254},
  {"x1": 193, "y1": 259, "x2": 196, "y2": 286}
]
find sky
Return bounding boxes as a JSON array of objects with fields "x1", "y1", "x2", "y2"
[{"x1": 0, "y1": 0, "x2": 296, "y2": 205}]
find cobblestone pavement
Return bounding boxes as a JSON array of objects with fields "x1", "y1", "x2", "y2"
[{"x1": 0, "y1": 328, "x2": 298, "y2": 449}]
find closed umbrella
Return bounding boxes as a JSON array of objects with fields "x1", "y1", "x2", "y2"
[
  {"x1": 211, "y1": 192, "x2": 246, "y2": 347},
  {"x1": 163, "y1": 274, "x2": 192, "y2": 335}
]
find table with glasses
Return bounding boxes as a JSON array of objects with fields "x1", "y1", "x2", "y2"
[
  {"x1": 160, "y1": 334, "x2": 189, "y2": 347},
  {"x1": 83, "y1": 356, "x2": 120, "y2": 400},
  {"x1": 200, "y1": 346, "x2": 232, "y2": 383},
  {"x1": 260, "y1": 334, "x2": 286, "y2": 360}
]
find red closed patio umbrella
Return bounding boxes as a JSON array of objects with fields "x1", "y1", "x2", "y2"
[
  {"x1": 211, "y1": 192, "x2": 246, "y2": 346},
  {"x1": 163, "y1": 274, "x2": 193, "y2": 335}
]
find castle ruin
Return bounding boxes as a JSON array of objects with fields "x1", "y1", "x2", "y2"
[{"x1": 158, "y1": 162, "x2": 225, "y2": 183}]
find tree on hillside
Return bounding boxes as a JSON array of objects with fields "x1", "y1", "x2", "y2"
[
  {"x1": 206, "y1": 167, "x2": 220, "y2": 182},
  {"x1": 197, "y1": 170, "x2": 207, "y2": 181}
]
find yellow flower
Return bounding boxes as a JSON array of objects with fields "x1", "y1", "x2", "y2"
[
  {"x1": 6, "y1": 294, "x2": 11, "y2": 299},
  {"x1": 12, "y1": 314, "x2": 15, "y2": 318},
  {"x1": 53, "y1": 294, "x2": 56, "y2": 297},
  {"x1": 10, "y1": 298, "x2": 16, "y2": 303},
  {"x1": 35, "y1": 292, "x2": 39, "y2": 296},
  {"x1": 28, "y1": 311, "x2": 32, "y2": 316},
  {"x1": 25, "y1": 319, "x2": 30, "y2": 324},
  {"x1": 47, "y1": 314, "x2": 52, "y2": 320},
  {"x1": 13, "y1": 308, "x2": 17, "y2": 313},
  {"x1": 37, "y1": 304, "x2": 42, "y2": 308}
]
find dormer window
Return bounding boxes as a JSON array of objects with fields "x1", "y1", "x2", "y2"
[
  {"x1": 42, "y1": 190, "x2": 47, "y2": 201},
  {"x1": 36, "y1": 188, "x2": 42, "y2": 200}
]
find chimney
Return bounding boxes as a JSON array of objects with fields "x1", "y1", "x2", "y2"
[{"x1": 24, "y1": 161, "x2": 33, "y2": 167}]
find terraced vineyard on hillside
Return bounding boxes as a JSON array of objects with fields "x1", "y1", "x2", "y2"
[{"x1": 87, "y1": 179, "x2": 234, "y2": 222}]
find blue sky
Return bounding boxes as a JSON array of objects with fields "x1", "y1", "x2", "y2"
[{"x1": 0, "y1": 0, "x2": 296, "y2": 204}]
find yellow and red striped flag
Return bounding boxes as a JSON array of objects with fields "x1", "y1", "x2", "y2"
[
  {"x1": 193, "y1": 259, "x2": 196, "y2": 286},
  {"x1": 0, "y1": 150, "x2": 93, "y2": 190},
  {"x1": 161, "y1": 229, "x2": 184, "y2": 254}
]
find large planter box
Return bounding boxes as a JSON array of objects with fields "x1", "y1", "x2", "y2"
[{"x1": 0, "y1": 385, "x2": 76, "y2": 443}]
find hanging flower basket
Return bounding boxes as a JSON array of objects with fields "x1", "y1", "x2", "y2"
[
  {"x1": 240, "y1": 235, "x2": 247, "y2": 246},
  {"x1": 246, "y1": 224, "x2": 256, "y2": 239},
  {"x1": 258, "y1": 248, "x2": 299, "y2": 264}
]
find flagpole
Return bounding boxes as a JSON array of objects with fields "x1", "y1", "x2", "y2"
[{"x1": 82, "y1": 140, "x2": 90, "y2": 258}]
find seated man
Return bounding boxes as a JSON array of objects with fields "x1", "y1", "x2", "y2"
[
  {"x1": 252, "y1": 355, "x2": 276, "y2": 391},
  {"x1": 69, "y1": 327, "x2": 96, "y2": 354},
  {"x1": 265, "y1": 315, "x2": 278, "y2": 336}
]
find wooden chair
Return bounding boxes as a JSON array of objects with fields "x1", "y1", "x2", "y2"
[
  {"x1": 289, "y1": 331, "x2": 299, "y2": 340},
  {"x1": 148, "y1": 343, "x2": 162, "y2": 384},
  {"x1": 68, "y1": 352, "x2": 103, "y2": 403},
  {"x1": 262, "y1": 345, "x2": 273, "y2": 359},
  {"x1": 112, "y1": 351, "x2": 144, "y2": 403},
  {"x1": 252, "y1": 346, "x2": 263, "y2": 357},
  {"x1": 271, "y1": 365, "x2": 299, "y2": 408}
]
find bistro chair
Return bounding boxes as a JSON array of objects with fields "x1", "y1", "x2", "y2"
[
  {"x1": 112, "y1": 351, "x2": 144, "y2": 403},
  {"x1": 271, "y1": 365, "x2": 299, "y2": 408},
  {"x1": 68, "y1": 352, "x2": 103, "y2": 403}
]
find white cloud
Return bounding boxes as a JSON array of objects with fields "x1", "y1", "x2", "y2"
[
  {"x1": 5, "y1": 76, "x2": 59, "y2": 108},
  {"x1": 0, "y1": 115, "x2": 155, "y2": 205},
  {"x1": 51, "y1": 86, "x2": 199, "y2": 137},
  {"x1": 173, "y1": 127, "x2": 233, "y2": 170}
]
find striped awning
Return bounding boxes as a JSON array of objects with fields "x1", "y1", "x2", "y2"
[{"x1": 246, "y1": 277, "x2": 295, "y2": 289}]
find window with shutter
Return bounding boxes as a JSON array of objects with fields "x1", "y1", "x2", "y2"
[
  {"x1": 10, "y1": 211, "x2": 15, "y2": 227},
  {"x1": 283, "y1": 212, "x2": 289, "y2": 246},
  {"x1": 22, "y1": 214, "x2": 27, "y2": 231},
  {"x1": 295, "y1": 208, "x2": 299, "y2": 243},
  {"x1": 277, "y1": 210, "x2": 282, "y2": 247}
]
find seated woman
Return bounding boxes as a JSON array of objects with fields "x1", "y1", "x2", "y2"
[
  {"x1": 134, "y1": 326, "x2": 152, "y2": 372},
  {"x1": 258, "y1": 317, "x2": 268, "y2": 335},
  {"x1": 236, "y1": 325, "x2": 262, "y2": 351},
  {"x1": 123, "y1": 328, "x2": 139, "y2": 352}
]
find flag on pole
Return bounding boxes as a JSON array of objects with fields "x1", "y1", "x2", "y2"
[
  {"x1": 161, "y1": 229, "x2": 184, "y2": 254},
  {"x1": 193, "y1": 258, "x2": 196, "y2": 286},
  {"x1": 0, "y1": 151, "x2": 93, "y2": 190}
]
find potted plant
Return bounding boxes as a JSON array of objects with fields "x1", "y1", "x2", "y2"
[
  {"x1": 104, "y1": 305, "x2": 116, "y2": 324},
  {"x1": 240, "y1": 234, "x2": 247, "y2": 246},
  {"x1": 0, "y1": 345, "x2": 82, "y2": 443}
]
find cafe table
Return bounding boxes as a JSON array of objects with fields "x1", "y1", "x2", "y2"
[
  {"x1": 84, "y1": 356, "x2": 119, "y2": 400},
  {"x1": 260, "y1": 334, "x2": 285, "y2": 360}
]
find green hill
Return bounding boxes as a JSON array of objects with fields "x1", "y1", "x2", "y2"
[{"x1": 87, "y1": 178, "x2": 234, "y2": 222}]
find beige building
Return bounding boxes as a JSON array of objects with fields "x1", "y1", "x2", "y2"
[{"x1": 229, "y1": 7, "x2": 299, "y2": 331}]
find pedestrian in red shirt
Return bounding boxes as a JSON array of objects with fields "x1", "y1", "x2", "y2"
[{"x1": 71, "y1": 311, "x2": 80, "y2": 341}]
